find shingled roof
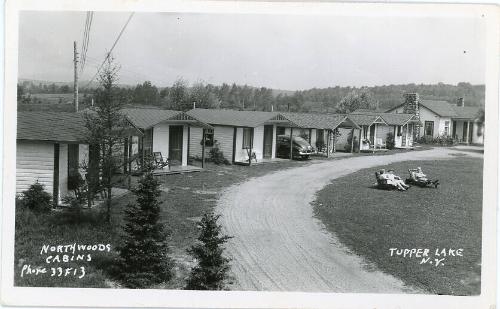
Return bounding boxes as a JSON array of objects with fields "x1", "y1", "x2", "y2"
[
  {"x1": 17, "y1": 112, "x2": 87, "y2": 142},
  {"x1": 419, "y1": 100, "x2": 458, "y2": 117},
  {"x1": 380, "y1": 113, "x2": 421, "y2": 126},
  {"x1": 280, "y1": 112, "x2": 359, "y2": 130},
  {"x1": 452, "y1": 106, "x2": 482, "y2": 120},
  {"x1": 123, "y1": 108, "x2": 183, "y2": 129},
  {"x1": 348, "y1": 113, "x2": 388, "y2": 126},
  {"x1": 387, "y1": 99, "x2": 482, "y2": 120},
  {"x1": 187, "y1": 108, "x2": 292, "y2": 127}
]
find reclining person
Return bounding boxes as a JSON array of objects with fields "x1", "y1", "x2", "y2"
[
  {"x1": 376, "y1": 169, "x2": 409, "y2": 191},
  {"x1": 409, "y1": 167, "x2": 439, "y2": 187}
]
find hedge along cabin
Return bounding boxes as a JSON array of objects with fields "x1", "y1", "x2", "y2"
[
  {"x1": 122, "y1": 108, "x2": 212, "y2": 168},
  {"x1": 16, "y1": 112, "x2": 89, "y2": 206},
  {"x1": 348, "y1": 112, "x2": 389, "y2": 151},
  {"x1": 279, "y1": 112, "x2": 361, "y2": 154},
  {"x1": 186, "y1": 108, "x2": 295, "y2": 164}
]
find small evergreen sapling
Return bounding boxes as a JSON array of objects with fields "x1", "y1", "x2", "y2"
[
  {"x1": 21, "y1": 181, "x2": 52, "y2": 212},
  {"x1": 185, "y1": 213, "x2": 232, "y2": 290},
  {"x1": 117, "y1": 162, "x2": 173, "y2": 288}
]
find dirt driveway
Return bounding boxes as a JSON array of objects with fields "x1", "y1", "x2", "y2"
[{"x1": 217, "y1": 147, "x2": 482, "y2": 293}]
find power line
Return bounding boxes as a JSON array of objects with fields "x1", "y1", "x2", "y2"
[
  {"x1": 80, "y1": 11, "x2": 94, "y2": 73},
  {"x1": 82, "y1": 12, "x2": 134, "y2": 89},
  {"x1": 80, "y1": 12, "x2": 89, "y2": 72}
]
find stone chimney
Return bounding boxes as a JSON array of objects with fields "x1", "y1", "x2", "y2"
[
  {"x1": 457, "y1": 97, "x2": 464, "y2": 107},
  {"x1": 403, "y1": 93, "x2": 419, "y2": 117}
]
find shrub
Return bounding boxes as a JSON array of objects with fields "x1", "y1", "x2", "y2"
[
  {"x1": 209, "y1": 143, "x2": 229, "y2": 165},
  {"x1": 185, "y1": 213, "x2": 232, "y2": 290},
  {"x1": 386, "y1": 132, "x2": 395, "y2": 150},
  {"x1": 416, "y1": 135, "x2": 458, "y2": 146},
  {"x1": 20, "y1": 181, "x2": 52, "y2": 212},
  {"x1": 116, "y1": 167, "x2": 173, "y2": 288}
]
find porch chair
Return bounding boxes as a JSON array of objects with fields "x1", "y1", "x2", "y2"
[
  {"x1": 153, "y1": 152, "x2": 170, "y2": 169},
  {"x1": 375, "y1": 138, "x2": 387, "y2": 150}
]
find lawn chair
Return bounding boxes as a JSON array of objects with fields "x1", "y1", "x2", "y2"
[
  {"x1": 375, "y1": 138, "x2": 387, "y2": 150},
  {"x1": 153, "y1": 152, "x2": 170, "y2": 169},
  {"x1": 405, "y1": 168, "x2": 439, "y2": 188},
  {"x1": 374, "y1": 171, "x2": 397, "y2": 190}
]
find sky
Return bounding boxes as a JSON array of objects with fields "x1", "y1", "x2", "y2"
[{"x1": 18, "y1": 10, "x2": 487, "y2": 90}]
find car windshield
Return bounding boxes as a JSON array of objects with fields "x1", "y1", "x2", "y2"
[{"x1": 293, "y1": 136, "x2": 310, "y2": 147}]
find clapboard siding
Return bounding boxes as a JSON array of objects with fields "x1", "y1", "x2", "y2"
[
  {"x1": 215, "y1": 126, "x2": 234, "y2": 161},
  {"x1": 189, "y1": 127, "x2": 204, "y2": 158},
  {"x1": 376, "y1": 125, "x2": 390, "y2": 142},
  {"x1": 16, "y1": 141, "x2": 54, "y2": 194},
  {"x1": 334, "y1": 128, "x2": 351, "y2": 150}
]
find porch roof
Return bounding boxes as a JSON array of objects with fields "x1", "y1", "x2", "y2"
[
  {"x1": 452, "y1": 106, "x2": 482, "y2": 120},
  {"x1": 379, "y1": 113, "x2": 422, "y2": 126},
  {"x1": 281, "y1": 112, "x2": 360, "y2": 130},
  {"x1": 123, "y1": 108, "x2": 212, "y2": 130},
  {"x1": 187, "y1": 108, "x2": 294, "y2": 127},
  {"x1": 348, "y1": 114, "x2": 388, "y2": 126}
]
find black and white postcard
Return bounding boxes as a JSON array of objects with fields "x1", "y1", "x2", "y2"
[{"x1": 1, "y1": 1, "x2": 498, "y2": 308}]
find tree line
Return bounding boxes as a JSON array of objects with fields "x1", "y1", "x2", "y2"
[{"x1": 18, "y1": 78, "x2": 485, "y2": 114}]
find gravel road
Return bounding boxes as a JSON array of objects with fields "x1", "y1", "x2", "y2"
[{"x1": 217, "y1": 147, "x2": 482, "y2": 293}]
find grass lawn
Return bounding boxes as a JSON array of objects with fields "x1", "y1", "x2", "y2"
[
  {"x1": 14, "y1": 159, "x2": 310, "y2": 288},
  {"x1": 312, "y1": 156, "x2": 483, "y2": 295}
]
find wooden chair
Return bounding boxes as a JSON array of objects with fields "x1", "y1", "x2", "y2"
[
  {"x1": 153, "y1": 152, "x2": 170, "y2": 169},
  {"x1": 375, "y1": 138, "x2": 387, "y2": 149}
]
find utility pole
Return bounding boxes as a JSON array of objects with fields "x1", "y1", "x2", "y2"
[{"x1": 73, "y1": 41, "x2": 79, "y2": 112}]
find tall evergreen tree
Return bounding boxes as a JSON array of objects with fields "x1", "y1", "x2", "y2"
[
  {"x1": 84, "y1": 56, "x2": 128, "y2": 222},
  {"x1": 185, "y1": 213, "x2": 232, "y2": 290},
  {"x1": 117, "y1": 159, "x2": 173, "y2": 288}
]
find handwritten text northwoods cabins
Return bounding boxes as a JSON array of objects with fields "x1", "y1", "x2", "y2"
[{"x1": 20, "y1": 243, "x2": 112, "y2": 279}]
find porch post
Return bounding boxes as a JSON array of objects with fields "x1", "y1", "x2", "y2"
[
  {"x1": 249, "y1": 127, "x2": 253, "y2": 166},
  {"x1": 201, "y1": 129, "x2": 206, "y2": 168},
  {"x1": 123, "y1": 137, "x2": 128, "y2": 173},
  {"x1": 289, "y1": 127, "x2": 293, "y2": 160},
  {"x1": 333, "y1": 129, "x2": 336, "y2": 154},
  {"x1": 350, "y1": 128, "x2": 355, "y2": 153},
  {"x1": 326, "y1": 130, "x2": 330, "y2": 158},
  {"x1": 358, "y1": 128, "x2": 362, "y2": 153},
  {"x1": 372, "y1": 124, "x2": 376, "y2": 153},
  {"x1": 466, "y1": 121, "x2": 470, "y2": 144},
  {"x1": 128, "y1": 136, "x2": 132, "y2": 173}
]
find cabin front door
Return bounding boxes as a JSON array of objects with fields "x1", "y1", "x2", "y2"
[
  {"x1": 169, "y1": 125, "x2": 183, "y2": 165},
  {"x1": 263, "y1": 125, "x2": 273, "y2": 158}
]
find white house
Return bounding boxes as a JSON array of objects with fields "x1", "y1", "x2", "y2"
[
  {"x1": 187, "y1": 108, "x2": 294, "y2": 164},
  {"x1": 386, "y1": 95, "x2": 484, "y2": 144},
  {"x1": 16, "y1": 112, "x2": 89, "y2": 205}
]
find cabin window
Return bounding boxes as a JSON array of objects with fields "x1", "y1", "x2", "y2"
[
  {"x1": 276, "y1": 127, "x2": 285, "y2": 135},
  {"x1": 68, "y1": 144, "x2": 79, "y2": 177},
  {"x1": 202, "y1": 129, "x2": 214, "y2": 147},
  {"x1": 444, "y1": 121, "x2": 450, "y2": 136},
  {"x1": 397, "y1": 126, "x2": 402, "y2": 136},
  {"x1": 424, "y1": 121, "x2": 434, "y2": 137},
  {"x1": 242, "y1": 128, "x2": 253, "y2": 149},
  {"x1": 67, "y1": 144, "x2": 80, "y2": 190}
]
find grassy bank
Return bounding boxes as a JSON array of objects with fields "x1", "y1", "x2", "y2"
[
  {"x1": 312, "y1": 157, "x2": 483, "y2": 295},
  {"x1": 14, "y1": 159, "x2": 309, "y2": 288}
]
